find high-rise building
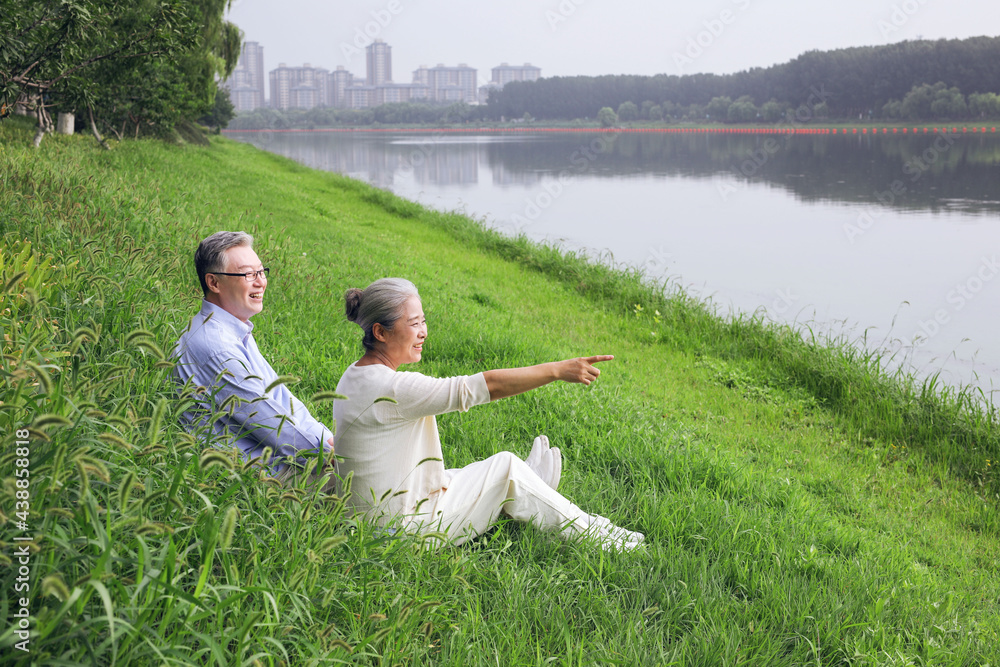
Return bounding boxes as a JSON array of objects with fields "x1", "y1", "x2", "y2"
[
  {"x1": 366, "y1": 39, "x2": 392, "y2": 85},
  {"x1": 423, "y1": 64, "x2": 477, "y2": 104},
  {"x1": 223, "y1": 41, "x2": 266, "y2": 111},
  {"x1": 375, "y1": 84, "x2": 428, "y2": 105},
  {"x1": 412, "y1": 65, "x2": 430, "y2": 87},
  {"x1": 341, "y1": 41, "x2": 432, "y2": 109},
  {"x1": 329, "y1": 66, "x2": 354, "y2": 108},
  {"x1": 341, "y1": 42, "x2": 479, "y2": 109},
  {"x1": 269, "y1": 63, "x2": 329, "y2": 110},
  {"x1": 480, "y1": 63, "x2": 542, "y2": 104},
  {"x1": 348, "y1": 85, "x2": 375, "y2": 109},
  {"x1": 491, "y1": 63, "x2": 541, "y2": 86}
]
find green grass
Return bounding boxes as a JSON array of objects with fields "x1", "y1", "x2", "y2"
[{"x1": 2, "y1": 115, "x2": 999, "y2": 665}]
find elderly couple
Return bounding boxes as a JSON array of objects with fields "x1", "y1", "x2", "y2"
[{"x1": 174, "y1": 231, "x2": 643, "y2": 552}]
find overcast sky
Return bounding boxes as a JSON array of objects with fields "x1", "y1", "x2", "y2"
[{"x1": 226, "y1": 0, "x2": 996, "y2": 83}]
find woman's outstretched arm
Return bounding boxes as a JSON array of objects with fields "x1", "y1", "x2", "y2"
[{"x1": 482, "y1": 355, "x2": 613, "y2": 401}]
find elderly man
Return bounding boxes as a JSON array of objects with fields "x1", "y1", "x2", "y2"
[{"x1": 173, "y1": 231, "x2": 333, "y2": 483}]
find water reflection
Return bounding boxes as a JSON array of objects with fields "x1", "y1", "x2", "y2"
[
  {"x1": 237, "y1": 132, "x2": 483, "y2": 187},
  {"x1": 230, "y1": 130, "x2": 1000, "y2": 213}
]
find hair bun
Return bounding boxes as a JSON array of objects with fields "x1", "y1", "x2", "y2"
[{"x1": 344, "y1": 288, "x2": 364, "y2": 322}]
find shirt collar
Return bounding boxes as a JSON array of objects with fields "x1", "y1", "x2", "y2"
[{"x1": 199, "y1": 299, "x2": 254, "y2": 343}]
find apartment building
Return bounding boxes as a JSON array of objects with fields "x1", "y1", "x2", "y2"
[
  {"x1": 269, "y1": 63, "x2": 329, "y2": 110},
  {"x1": 479, "y1": 63, "x2": 542, "y2": 104},
  {"x1": 223, "y1": 41, "x2": 266, "y2": 111}
]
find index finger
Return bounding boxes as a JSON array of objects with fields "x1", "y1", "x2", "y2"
[{"x1": 584, "y1": 355, "x2": 615, "y2": 365}]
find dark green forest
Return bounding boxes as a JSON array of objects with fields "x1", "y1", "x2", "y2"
[{"x1": 485, "y1": 36, "x2": 1000, "y2": 123}]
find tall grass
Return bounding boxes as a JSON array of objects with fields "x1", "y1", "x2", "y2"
[{"x1": 1, "y1": 117, "x2": 998, "y2": 665}]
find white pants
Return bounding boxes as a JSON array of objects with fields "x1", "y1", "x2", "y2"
[{"x1": 410, "y1": 451, "x2": 642, "y2": 550}]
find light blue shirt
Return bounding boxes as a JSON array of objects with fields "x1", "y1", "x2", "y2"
[{"x1": 173, "y1": 300, "x2": 332, "y2": 472}]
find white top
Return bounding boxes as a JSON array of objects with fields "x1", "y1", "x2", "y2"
[{"x1": 333, "y1": 362, "x2": 491, "y2": 521}]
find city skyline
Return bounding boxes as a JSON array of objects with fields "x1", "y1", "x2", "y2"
[
  {"x1": 225, "y1": 38, "x2": 539, "y2": 110},
  {"x1": 225, "y1": 0, "x2": 996, "y2": 82}
]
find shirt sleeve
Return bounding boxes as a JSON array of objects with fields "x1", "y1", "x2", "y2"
[
  {"x1": 390, "y1": 371, "x2": 491, "y2": 421},
  {"x1": 289, "y1": 391, "x2": 334, "y2": 449},
  {"x1": 207, "y1": 350, "x2": 329, "y2": 461}
]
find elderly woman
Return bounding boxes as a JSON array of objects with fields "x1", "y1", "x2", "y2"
[{"x1": 333, "y1": 278, "x2": 643, "y2": 551}]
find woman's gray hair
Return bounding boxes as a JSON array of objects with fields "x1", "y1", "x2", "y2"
[
  {"x1": 195, "y1": 231, "x2": 254, "y2": 296},
  {"x1": 344, "y1": 278, "x2": 420, "y2": 351}
]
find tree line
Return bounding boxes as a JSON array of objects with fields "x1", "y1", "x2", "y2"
[
  {"x1": 592, "y1": 82, "x2": 999, "y2": 127},
  {"x1": 228, "y1": 102, "x2": 491, "y2": 130},
  {"x1": 486, "y1": 37, "x2": 1000, "y2": 122},
  {"x1": 1, "y1": 0, "x2": 240, "y2": 147}
]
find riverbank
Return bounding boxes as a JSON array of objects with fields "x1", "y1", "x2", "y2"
[{"x1": 2, "y1": 115, "x2": 999, "y2": 664}]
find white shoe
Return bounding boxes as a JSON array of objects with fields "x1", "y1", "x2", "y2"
[
  {"x1": 525, "y1": 435, "x2": 547, "y2": 470},
  {"x1": 546, "y1": 446, "x2": 562, "y2": 491},
  {"x1": 525, "y1": 435, "x2": 560, "y2": 490},
  {"x1": 583, "y1": 514, "x2": 644, "y2": 552}
]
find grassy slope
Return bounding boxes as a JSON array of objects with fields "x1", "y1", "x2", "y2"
[{"x1": 1, "y1": 117, "x2": 999, "y2": 665}]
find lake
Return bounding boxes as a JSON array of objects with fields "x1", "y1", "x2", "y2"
[{"x1": 226, "y1": 128, "x2": 1000, "y2": 401}]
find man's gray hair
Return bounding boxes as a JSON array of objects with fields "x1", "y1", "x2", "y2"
[
  {"x1": 344, "y1": 278, "x2": 420, "y2": 351},
  {"x1": 195, "y1": 231, "x2": 254, "y2": 296}
]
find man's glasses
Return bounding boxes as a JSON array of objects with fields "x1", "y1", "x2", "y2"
[{"x1": 211, "y1": 268, "x2": 270, "y2": 282}]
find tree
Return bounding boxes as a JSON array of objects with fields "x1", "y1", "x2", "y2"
[
  {"x1": 686, "y1": 103, "x2": 706, "y2": 121},
  {"x1": 760, "y1": 99, "x2": 783, "y2": 122},
  {"x1": 442, "y1": 102, "x2": 472, "y2": 123},
  {"x1": 199, "y1": 86, "x2": 235, "y2": 131},
  {"x1": 969, "y1": 92, "x2": 1000, "y2": 118},
  {"x1": 80, "y1": 0, "x2": 241, "y2": 143},
  {"x1": 616, "y1": 101, "x2": 637, "y2": 122},
  {"x1": 930, "y1": 87, "x2": 966, "y2": 118},
  {"x1": 900, "y1": 83, "x2": 940, "y2": 119},
  {"x1": 648, "y1": 104, "x2": 663, "y2": 121},
  {"x1": 484, "y1": 37, "x2": 1000, "y2": 122},
  {"x1": 597, "y1": 106, "x2": 617, "y2": 127},
  {"x1": 1, "y1": 0, "x2": 240, "y2": 147},
  {"x1": 1, "y1": 0, "x2": 198, "y2": 146},
  {"x1": 882, "y1": 99, "x2": 902, "y2": 119},
  {"x1": 706, "y1": 96, "x2": 732, "y2": 121},
  {"x1": 727, "y1": 95, "x2": 757, "y2": 122}
]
